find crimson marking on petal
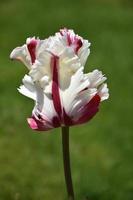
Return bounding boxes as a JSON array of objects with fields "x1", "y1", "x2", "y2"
[
  {"x1": 51, "y1": 55, "x2": 62, "y2": 120},
  {"x1": 75, "y1": 38, "x2": 83, "y2": 53},
  {"x1": 76, "y1": 94, "x2": 101, "y2": 125},
  {"x1": 60, "y1": 28, "x2": 83, "y2": 53},
  {"x1": 52, "y1": 116, "x2": 61, "y2": 127},
  {"x1": 27, "y1": 39, "x2": 37, "y2": 64},
  {"x1": 60, "y1": 28, "x2": 68, "y2": 36},
  {"x1": 60, "y1": 31, "x2": 63, "y2": 36},
  {"x1": 67, "y1": 33, "x2": 72, "y2": 46},
  {"x1": 63, "y1": 108, "x2": 73, "y2": 126}
]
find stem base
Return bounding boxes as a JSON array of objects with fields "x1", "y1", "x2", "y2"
[{"x1": 62, "y1": 126, "x2": 74, "y2": 200}]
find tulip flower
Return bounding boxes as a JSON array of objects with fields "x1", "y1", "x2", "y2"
[{"x1": 10, "y1": 28, "x2": 109, "y2": 200}]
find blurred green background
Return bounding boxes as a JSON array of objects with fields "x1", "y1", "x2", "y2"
[{"x1": 0, "y1": 0, "x2": 133, "y2": 199}]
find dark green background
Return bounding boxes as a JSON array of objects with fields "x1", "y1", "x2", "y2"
[{"x1": 0, "y1": 0, "x2": 133, "y2": 199}]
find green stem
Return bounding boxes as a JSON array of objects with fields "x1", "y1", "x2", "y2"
[{"x1": 62, "y1": 126, "x2": 75, "y2": 200}]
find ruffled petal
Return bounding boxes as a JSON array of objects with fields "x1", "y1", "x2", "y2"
[
  {"x1": 78, "y1": 39, "x2": 91, "y2": 66},
  {"x1": 18, "y1": 73, "x2": 61, "y2": 130},
  {"x1": 10, "y1": 37, "x2": 40, "y2": 69},
  {"x1": 11, "y1": 28, "x2": 109, "y2": 131},
  {"x1": 59, "y1": 28, "x2": 90, "y2": 65},
  {"x1": 98, "y1": 83, "x2": 109, "y2": 101},
  {"x1": 61, "y1": 68, "x2": 109, "y2": 125},
  {"x1": 86, "y1": 69, "x2": 107, "y2": 88},
  {"x1": 61, "y1": 67, "x2": 92, "y2": 115},
  {"x1": 74, "y1": 95, "x2": 100, "y2": 125}
]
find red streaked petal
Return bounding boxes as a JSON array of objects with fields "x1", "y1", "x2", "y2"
[
  {"x1": 75, "y1": 94, "x2": 101, "y2": 125},
  {"x1": 51, "y1": 55, "x2": 62, "y2": 120},
  {"x1": 60, "y1": 28, "x2": 83, "y2": 53},
  {"x1": 74, "y1": 38, "x2": 83, "y2": 53},
  {"x1": 67, "y1": 33, "x2": 72, "y2": 46},
  {"x1": 27, "y1": 39, "x2": 37, "y2": 64}
]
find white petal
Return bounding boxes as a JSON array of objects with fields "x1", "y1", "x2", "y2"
[
  {"x1": 19, "y1": 75, "x2": 58, "y2": 122},
  {"x1": 10, "y1": 45, "x2": 31, "y2": 69},
  {"x1": 78, "y1": 40, "x2": 91, "y2": 66},
  {"x1": 61, "y1": 67, "x2": 108, "y2": 120},
  {"x1": 86, "y1": 69, "x2": 107, "y2": 88},
  {"x1": 29, "y1": 51, "x2": 51, "y2": 82},
  {"x1": 22, "y1": 75, "x2": 36, "y2": 92},
  {"x1": 18, "y1": 85, "x2": 36, "y2": 100},
  {"x1": 30, "y1": 47, "x2": 83, "y2": 92},
  {"x1": 18, "y1": 75, "x2": 36, "y2": 100},
  {"x1": 59, "y1": 48, "x2": 81, "y2": 90},
  {"x1": 98, "y1": 83, "x2": 109, "y2": 101},
  {"x1": 61, "y1": 67, "x2": 96, "y2": 116},
  {"x1": 33, "y1": 93, "x2": 57, "y2": 122}
]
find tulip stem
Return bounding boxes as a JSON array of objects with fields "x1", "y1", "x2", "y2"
[{"x1": 62, "y1": 126, "x2": 75, "y2": 200}]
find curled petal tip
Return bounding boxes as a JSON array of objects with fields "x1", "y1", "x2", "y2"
[
  {"x1": 10, "y1": 49, "x2": 16, "y2": 60},
  {"x1": 10, "y1": 47, "x2": 24, "y2": 62}
]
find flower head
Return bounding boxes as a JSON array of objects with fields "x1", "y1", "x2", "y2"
[{"x1": 10, "y1": 28, "x2": 109, "y2": 131}]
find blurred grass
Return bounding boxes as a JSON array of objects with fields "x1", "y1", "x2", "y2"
[{"x1": 0, "y1": 0, "x2": 133, "y2": 199}]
